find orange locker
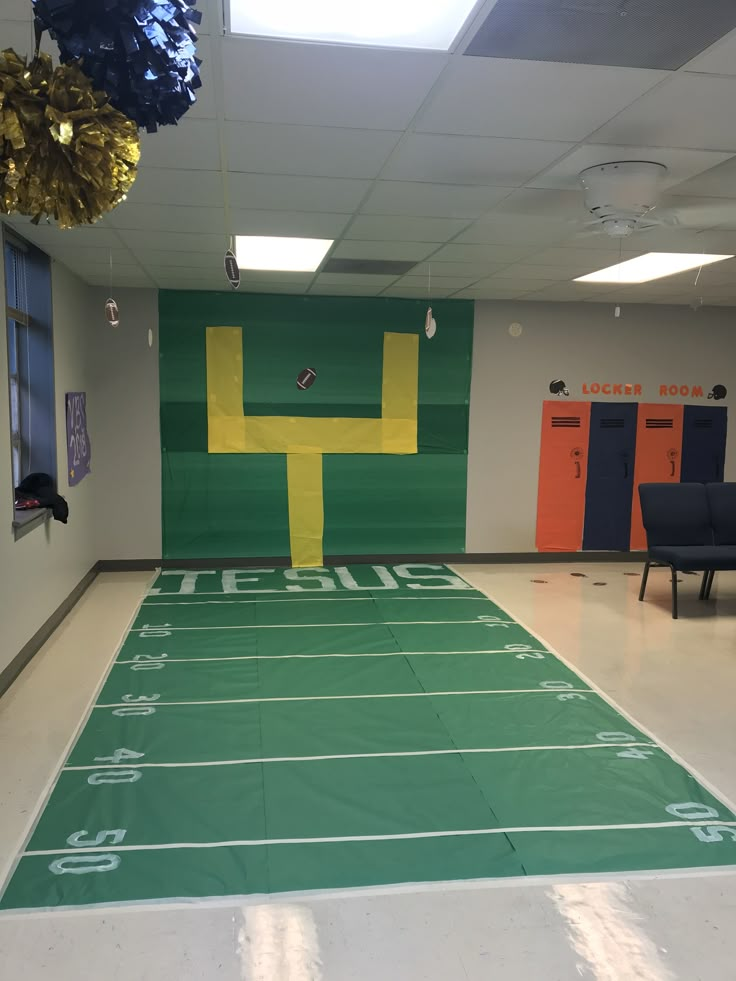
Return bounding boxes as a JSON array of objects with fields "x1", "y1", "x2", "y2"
[
  {"x1": 629, "y1": 403, "x2": 684, "y2": 550},
  {"x1": 536, "y1": 401, "x2": 591, "y2": 552}
]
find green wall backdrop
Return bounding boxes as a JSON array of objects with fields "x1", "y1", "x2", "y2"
[{"x1": 159, "y1": 291, "x2": 473, "y2": 559}]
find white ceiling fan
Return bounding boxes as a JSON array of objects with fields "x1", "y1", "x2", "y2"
[{"x1": 575, "y1": 161, "x2": 736, "y2": 238}]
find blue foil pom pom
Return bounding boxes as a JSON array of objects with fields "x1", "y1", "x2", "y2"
[{"x1": 33, "y1": 0, "x2": 202, "y2": 132}]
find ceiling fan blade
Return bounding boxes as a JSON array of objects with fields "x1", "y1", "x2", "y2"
[{"x1": 658, "y1": 202, "x2": 736, "y2": 228}]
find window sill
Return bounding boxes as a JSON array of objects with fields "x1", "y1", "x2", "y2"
[{"x1": 13, "y1": 507, "x2": 50, "y2": 540}]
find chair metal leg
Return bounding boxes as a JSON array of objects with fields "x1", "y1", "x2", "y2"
[
  {"x1": 705, "y1": 570, "x2": 715, "y2": 600},
  {"x1": 638, "y1": 561, "x2": 650, "y2": 602},
  {"x1": 699, "y1": 572, "x2": 710, "y2": 600},
  {"x1": 670, "y1": 565, "x2": 678, "y2": 619}
]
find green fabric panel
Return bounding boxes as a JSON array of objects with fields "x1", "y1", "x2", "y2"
[
  {"x1": 134, "y1": 595, "x2": 495, "y2": 629},
  {"x1": 511, "y1": 825, "x2": 736, "y2": 877},
  {"x1": 27, "y1": 767, "x2": 266, "y2": 852},
  {"x1": 462, "y1": 747, "x2": 728, "y2": 828},
  {"x1": 158, "y1": 291, "x2": 473, "y2": 559},
  {"x1": 162, "y1": 452, "x2": 290, "y2": 559},
  {"x1": 4, "y1": 565, "x2": 736, "y2": 912},
  {"x1": 98, "y1": 652, "x2": 586, "y2": 707},
  {"x1": 0, "y1": 848, "x2": 270, "y2": 910},
  {"x1": 321, "y1": 455, "x2": 468, "y2": 555}
]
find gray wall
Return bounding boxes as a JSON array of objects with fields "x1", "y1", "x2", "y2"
[
  {"x1": 466, "y1": 300, "x2": 736, "y2": 553},
  {"x1": 87, "y1": 287, "x2": 161, "y2": 561},
  {"x1": 0, "y1": 259, "x2": 98, "y2": 674}
]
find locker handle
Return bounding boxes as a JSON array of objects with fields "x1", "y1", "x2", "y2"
[
  {"x1": 716, "y1": 455, "x2": 722, "y2": 480},
  {"x1": 575, "y1": 461, "x2": 581, "y2": 479},
  {"x1": 670, "y1": 461, "x2": 675, "y2": 477},
  {"x1": 622, "y1": 455, "x2": 629, "y2": 479}
]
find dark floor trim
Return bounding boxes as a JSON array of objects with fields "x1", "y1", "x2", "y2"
[
  {"x1": 98, "y1": 552, "x2": 643, "y2": 572},
  {"x1": 0, "y1": 566, "x2": 98, "y2": 699}
]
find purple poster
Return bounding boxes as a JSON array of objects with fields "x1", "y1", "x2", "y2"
[{"x1": 66, "y1": 392, "x2": 91, "y2": 486}]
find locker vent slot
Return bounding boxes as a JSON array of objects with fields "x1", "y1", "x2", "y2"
[
  {"x1": 646, "y1": 418, "x2": 674, "y2": 428},
  {"x1": 693, "y1": 419, "x2": 713, "y2": 429},
  {"x1": 551, "y1": 417, "x2": 581, "y2": 428},
  {"x1": 600, "y1": 418, "x2": 624, "y2": 428}
]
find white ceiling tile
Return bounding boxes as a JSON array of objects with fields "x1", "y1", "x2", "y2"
[
  {"x1": 428, "y1": 243, "x2": 534, "y2": 263},
  {"x1": 347, "y1": 215, "x2": 471, "y2": 242},
  {"x1": 126, "y1": 169, "x2": 224, "y2": 208},
  {"x1": 239, "y1": 282, "x2": 310, "y2": 294},
  {"x1": 591, "y1": 74, "x2": 736, "y2": 151},
  {"x1": 185, "y1": 36, "x2": 217, "y2": 120},
  {"x1": 399, "y1": 275, "x2": 482, "y2": 289},
  {"x1": 1, "y1": 0, "x2": 34, "y2": 18},
  {"x1": 451, "y1": 285, "x2": 526, "y2": 299},
  {"x1": 222, "y1": 38, "x2": 447, "y2": 129},
  {"x1": 523, "y1": 247, "x2": 644, "y2": 270},
  {"x1": 382, "y1": 285, "x2": 460, "y2": 298},
  {"x1": 138, "y1": 119, "x2": 222, "y2": 170},
  {"x1": 530, "y1": 144, "x2": 733, "y2": 191},
  {"x1": 230, "y1": 210, "x2": 350, "y2": 238},
  {"x1": 225, "y1": 122, "x2": 402, "y2": 179},
  {"x1": 454, "y1": 216, "x2": 575, "y2": 246},
  {"x1": 107, "y1": 203, "x2": 227, "y2": 235},
  {"x1": 415, "y1": 59, "x2": 665, "y2": 140},
  {"x1": 132, "y1": 250, "x2": 224, "y2": 268},
  {"x1": 410, "y1": 261, "x2": 504, "y2": 279},
  {"x1": 684, "y1": 28, "x2": 736, "y2": 75},
  {"x1": 310, "y1": 284, "x2": 388, "y2": 296},
  {"x1": 228, "y1": 173, "x2": 370, "y2": 213},
  {"x1": 381, "y1": 133, "x2": 574, "y2": 185},
  {"x1": 0, "y1": 20, "x2": 34, "y2": 52},
  {"x1": 18, "y1": 224, "x2": 123, "y2": 248},
  {"x1": 457, "y1": 278, "x2": 555, "y2": 297},
  {"x1": 522, "y1": 283, "x2": 619, "y2": 301},
  {"x1": 492, "y1": 264, "x2": 576, "y2": 281},
  {"x1": 490, "y1": 188, "x2": 587, "y2": 220},
  {"x1": 118, "y1": 230, "x2": 226, "y2": 253},
  {"x1": 360, "y1": 181, "x2": 510, "y2": 219},
  {"x1": 332, "y1": 241, "x2": 439, "y2": 262},
  {"x1": 314, "y1": 274, "x2": 399, "y2": 287},
  {"x1": 668, "y1": 155, "x2": 736, "y2": 198}
]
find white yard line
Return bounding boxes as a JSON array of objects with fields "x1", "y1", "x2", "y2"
[
  {"x1": 25, "y1": 820, "x2": 736, "y2": 857},
  {"x1": 95, "y1": 688, "x2": 594, "y2": 708},
  {"x1": 130, "y1": 619, "x2": 516, "y2": 632},
  {"x1": 63, "y1": 742, "x2": 658, "y2": 771},
  {"x1": 114, "y1": 649, "x2": 549, "y2": 664}
]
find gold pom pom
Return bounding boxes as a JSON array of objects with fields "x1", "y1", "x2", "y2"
[{"x1": 0, "y1": 49, "x2": 140, "y2": 229}]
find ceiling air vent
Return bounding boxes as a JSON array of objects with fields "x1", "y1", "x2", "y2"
[
  {"x1": 321, "y1": 258, "x2": 417, "y2": 276},
  {"x1": 463, "y1": 0, "x2": 736, "y2": 71}
]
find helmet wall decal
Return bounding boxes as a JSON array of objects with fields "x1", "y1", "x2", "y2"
[
  {"x1": 709, "y1": 385, "x2": 727, "y2": 401},
  {"x1": 549, "y1": 379, "x2": 570, "y2": 397}
]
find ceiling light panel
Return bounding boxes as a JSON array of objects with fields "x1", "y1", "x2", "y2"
[
  {"x1": 235, "y1": 236, "x2": 333, "y2": 272},
  {"x1": 575, "y1": 253, "x2": 734, "y2": 284},
  {"x1": 228, "y1": 0, "x2": 481, "y2": 50}
]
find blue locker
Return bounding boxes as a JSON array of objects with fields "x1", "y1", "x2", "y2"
[
  {"x1": 582, "y1": 402, "x2": 638, "y2": 551},
  {"x1": 680, "y1": 405, "x2": 727, "y2": 483}
]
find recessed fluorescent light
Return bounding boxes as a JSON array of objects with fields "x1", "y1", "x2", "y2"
[
  {"x1": 235, "y1": 236, "x2": 333, "y2": 272},
  {"x1": 575, "y1": 252, "x2": 734, "y2": 284},
  {"x1": 228, "y1": 0, "x2": 481, "y2": 50}
]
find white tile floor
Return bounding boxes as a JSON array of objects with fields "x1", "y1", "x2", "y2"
[{"x1": 1, "y1": 564, "x2": 735, "y2": 980}]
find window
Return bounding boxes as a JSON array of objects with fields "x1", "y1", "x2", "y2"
[{"x1": 3, "y1": 230, "x2": 55, "y2": 502}]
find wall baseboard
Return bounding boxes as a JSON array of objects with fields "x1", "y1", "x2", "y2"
[
  {"x1": 0, "y1": 566, "x2": 98, "y2": 699},
  {"x1": 97, "y1": 552, "x2": 644, "y2": 572}
]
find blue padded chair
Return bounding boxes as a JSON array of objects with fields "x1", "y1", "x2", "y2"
[
  {"x1": 702, "y1": 483, "x2": 736, "y2": 599},
  {"x1": 638, "y1": 483, "x2": 724, "y2": 618}
]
